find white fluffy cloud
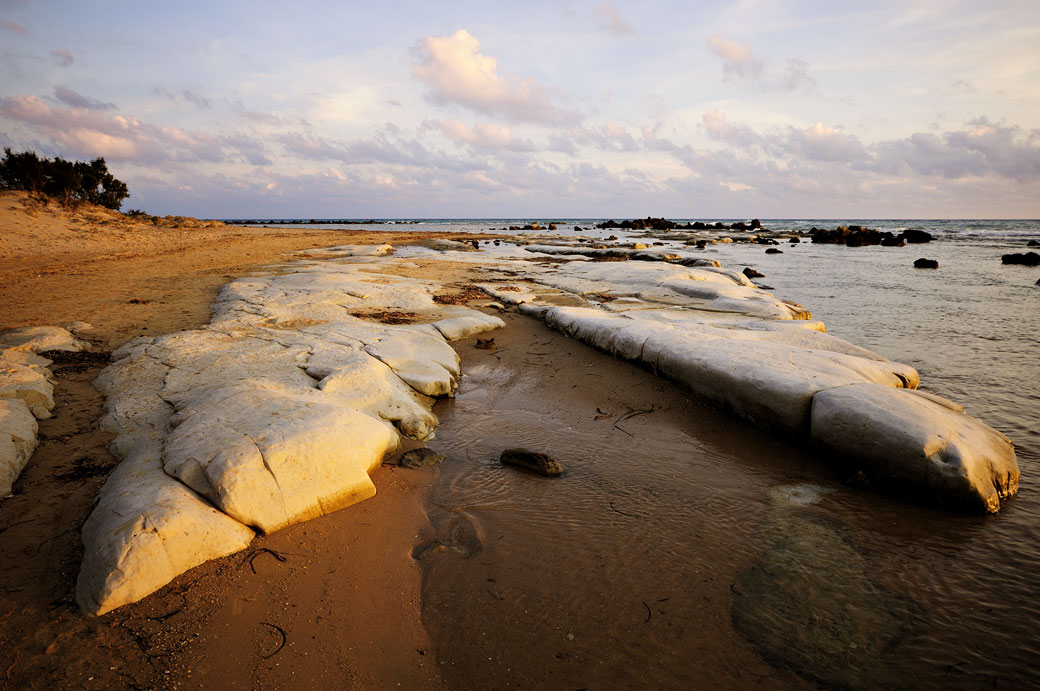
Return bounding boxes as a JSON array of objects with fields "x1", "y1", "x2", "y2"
[{"x1": 412, "y1": 29, "x2": 579, "y2": 125}]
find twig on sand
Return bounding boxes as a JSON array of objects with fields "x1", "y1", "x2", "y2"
[
  {"x1": 642, "y1": 601, "x2": 652, "y2": 623},
  {"x1": 609, "y1": 501, "x2": 638, "y2": 518},
  {"x1": 146, "y1": 608, "x2": 182, "y2": 622},
  {"x1": 612, "y1": 406, "x2": 655, "y2": 436},
  {"x1": 241, "y1": 548, "x2": 288, "y2": 574},
  {"x1": 260, "y1": 622, "x2": 286, "y2": 659}
]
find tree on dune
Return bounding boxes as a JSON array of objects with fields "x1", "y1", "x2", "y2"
[{"x1": 0, "y1": 148, "x2": 130, "y2": 210}]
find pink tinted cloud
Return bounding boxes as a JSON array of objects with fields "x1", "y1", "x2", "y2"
[
  {"x1": 0, "y1": 94, "x2": 270, "y2": 166},
  {"x1": 1, "y1": 20, "x2": 27, "y2": 36},
  {"x1": 412, "y1": 29, "x2": 579, "y2": 125},
  {"x1": 50, "y1": 49, "x2": 74, "y2": 66},
  {"x1": 595, "y1": 3, "x2": 637, "y2": 37},
  {"x1": 430, "y1": 119, "x2": 536, "y2": 151},
  {"x1": 706, "y1": 36, "x2": 764, "y2": 82}
]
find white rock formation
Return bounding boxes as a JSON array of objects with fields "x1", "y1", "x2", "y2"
[
  {"x1": 491, "y1": 253, "x2": 1016, "y2": 511},
  {"x1": 810, "y1": 384, "x2": 1019, "y2": 513},
  {"x1": 0, "y1": 325, "x2": 86, "y2": 352},
  {"x1": 77, "y1": 263, "x2": 503, "y2": 615},
  {"x1": 0, "y1": 399, "x2": 38, "y2": 496},
  {"x1": 0, "y1": 325, "x2": 87, "y2": 496}
]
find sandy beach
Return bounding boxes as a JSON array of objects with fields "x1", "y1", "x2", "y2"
[{"x1": 0, "y1": 193, "x2": 502, "y2": 689}]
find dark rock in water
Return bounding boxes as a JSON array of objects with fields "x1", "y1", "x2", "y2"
[
  {"x1": 596, "y1": 217, "x2": 678, "y2": 231},
  {"x1": 765, "y1": 248, "x2": 783, "y2": 254},
  {"x1": 756, "y1": 237, "x2": 779, "y2": 245},
  {"x1": 743, "y1": 267, "x2": 765, "y2": 278},
  {"x1": 731, "y1": 221, "x2": 749, "y2": 231},
  {"x1": 399, "y1": 448, "x2": 446, "y2": 468},
  {"x1": 1028, "y1": 240, "x2": 1040, "y2": 247},
  {"x1": 1002, "y1": 251, "x2": 1040, "y2": 266},
  {"x1": 880, "y1": 236, "x2": 905, "y2": 247},
  {"x1": 750, "y1": 218, "x2": 762, "y2": 229},
  {"x1": 914, "y1": 258, "x2": 939, "y2": 269},
  {"x1": 901, "y1": 228, "x2": 933, "y2": 243},
  {"x1": 500, "y1": 448, "x2": 562, "y2": 476},
  {"x1": 695, "y1": 240, "x2": 708, "y2": 248},
  {"x1": 788, "y1": 237, "x2": 800, "y2": 244},
  {"x1": 573, "y1": 225, "x2": 582, "y2": 232}
]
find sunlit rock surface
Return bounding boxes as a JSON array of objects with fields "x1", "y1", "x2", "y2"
[
  {"x1": 0, "y1": 326, "x2": 87, "y2": 496},
  {"x1": 77, "y1": 258, "x2": 503, "y2": 615},
  {"x1": 811, "y1": 384, "x2": 1019, "y2": 513}
]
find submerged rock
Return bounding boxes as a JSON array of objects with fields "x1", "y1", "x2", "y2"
[
  {"x1": 913, "y1": 258, "x2": 939, "y2": 269},
  {"x1": 765, "y1": 248, "x2": 783, "y2": 254},
  {"x1": 399, "y1": 448, "x2": 446, "y2": 468},
  {"x1": 500, "y1": 448, "x2": 563, "y2": 476},
  {"x1": 732, "y1": 508, "x2": 907, "y2": 690}
]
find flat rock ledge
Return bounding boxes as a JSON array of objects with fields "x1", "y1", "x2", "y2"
[
  {"x1": 0, "y1": 326, "x2": 89, "y2": 496},
  {"x1": 77, "y1": 257, "x2": 503, "y2": 615},
  {"x1": 473, "y1": 258, "x2": 1017, "y2": 513}
]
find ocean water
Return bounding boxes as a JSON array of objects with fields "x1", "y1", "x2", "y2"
[{"x1": 296, "y1": 218, "x2": 1040, "y2": 687}]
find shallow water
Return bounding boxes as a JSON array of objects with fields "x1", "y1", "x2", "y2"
[{"x1": 328, "y1": 217, "x2": 1040, "y2": 687}]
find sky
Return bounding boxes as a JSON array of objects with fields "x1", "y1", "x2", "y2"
[{"x1": 1, "y1": 0, "x2": 1038, "y2": 218}]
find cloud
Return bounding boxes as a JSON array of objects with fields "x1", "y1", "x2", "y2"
[
  {"x1": 780, "y1": 58, "x2": 816, "y2": 91},
  {"x1": 53, "y1": 86, "x2": 116, "y2": 111},
  {"x1": 50, "y1": 49, "x2": 73, "y2": 66},
  {"x1": 595, "y1": 3, "x2": 637, "y2": 37},
  {"x1": 548, "y1": 122, "x2": 641, "y2": 155},
  {"x1": 873, "y1": 119, "x2": 1040, "y2": 182},
  {"x1": 702, "y1": 108, "x2": 761, "y2": 148},
  {"x1": 706, "y1": 36, "x2": 814, "y2": 92},
  {"x1": 428, "y1": 119, "x2": 536, "y2": 152},
  {"x1": 412, "y1": 29, "x2": 579, "y2": 125},
  {"x1": 706, "y1": 36, "x2": 764, "y2": 82},
  {"x1": 0, "y1": 94, "x2": 271, "y2": 167},
  {"x1": 953, "y1": 79, "x2": 977, "y2": 93},
  {"x1": 786, "y1": 122, "x2": 867, "y2": 163},
  {"x1": 180, "y1": 89, "x2": 212, "y2": 109},
  {"x1": 1, "y1": 20, "x2": 27, "y2": 36},
  {"x1": 153, "y1": 87, "x2": 214, "y2": 110}
]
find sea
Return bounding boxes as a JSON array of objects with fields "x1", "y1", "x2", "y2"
[{"x1": 244, "y1": 217, "x2": 1040, "y2": 688}]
